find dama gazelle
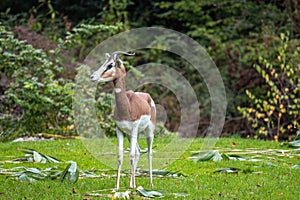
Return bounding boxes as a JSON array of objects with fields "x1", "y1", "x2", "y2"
[{"x1": 90, "y1": 51, "x2": 156, "y2": 189}]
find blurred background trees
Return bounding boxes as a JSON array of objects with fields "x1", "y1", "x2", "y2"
[{"x1": 0, "y1": 0, "x2": 299, "y2": 140}]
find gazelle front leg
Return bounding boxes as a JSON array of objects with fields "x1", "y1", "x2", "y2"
[
  {"x1": 129, "y1": 128, "x2": 138, "y2": 188},
  {"x1": 116, "y1": 127, "x2": 124, "y2": 190}
]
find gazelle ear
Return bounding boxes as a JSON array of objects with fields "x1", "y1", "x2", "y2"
[
  {"x1": 112, "y1": 53, "x2": 118, "y2": 62},
  {"x1": 116, "y1": 57, "x2": 122, "y2": 65},
  {"x1": 113, "y1": 54, "x2": 123, "y2": 67},
  {"x1": 105, "y1": 53, "x2": 110, "y2": 60}
]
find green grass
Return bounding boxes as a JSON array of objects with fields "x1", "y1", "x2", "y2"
[{"x1": 0, "y1": 138, "x2": 300, "y2": 199}]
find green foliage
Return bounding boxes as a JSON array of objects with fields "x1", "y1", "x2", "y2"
[
  {"x1": 0, "y1": 25, "x2": 74, "y2": 139},
  {"x1": 155, "y1": 0, "x2": 300, "y2": 120},
  {"x1": 156, "y1": 0, "x2": 294, "y2": 45},
  {"x1": 1, "y1": 0, "x2": 300, "y2": 139},
  {"x1": 238, "y1": 33, "x2": 300, "y2": 139},
  {"x1": 61, "y1": 23, "x2": 124, "y2": 60},
  {"x1": 100, "y1": 0, "x2": 133, "y2": 29},
  {"x1": 0, "y1": 20, "x2": 127, "y2": 140},
  {"x1": 95, "y1": 92, "x2": 115, "y2": 137}
]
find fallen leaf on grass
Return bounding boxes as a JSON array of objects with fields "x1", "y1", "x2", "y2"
[
  {"x1": 113, "y1": 190, "x2": 131, "y2": 199},
  {"x1": 291, "y1": 164, "x2": 300, "y2": 169},
  {"x1": 137, "y1": 169, "x2": 186, "y2": 177},
  {"x1": 190, "y1": 150, "x2": 224, "y2": 162},
  {"x1": 191, "y1": 150, "x2": 265, "y2": 163},
  {"x1": 214, "y1": 167, "x2": 256, "y2": 174},
  {"x1": 60, "y1": 161, "x2": 79, "y2": 183},
  {"x1": 257, "y1": 183, "x2": 262, "y2": 187},
  {"x1": 214, "y1": 168, "x2": 242, "y2": 174},
  {"x1": 1, "y1": 161, "x2": 79, "y2": 183},
  {"x1": 230, "y1": 142, "x2": 236, "y2": 146},
  {"x1": 283, "y1": 140, "x2": 300, "y2": 148},
  {"x1": 228, "y1": 155, "x2": 262, "y2": 162},
  {"x1": 11, "y1": 148, "x2": 61, "y2": 163},
  {"x1": 265, "y1": 162, "x2": 278, "y2": 167},
  {"x1": 84, "y1": 193, "x2": 113, "y2": 198},
  {"x1": 10, "y1": 167, "x2": 49, "y2": 182},
  {"x1": 136, "y1": 186, "x2": 163, "y2": 198},
  {"x1": 172, "y1": 193, "x2": 189, "y2": 198}
]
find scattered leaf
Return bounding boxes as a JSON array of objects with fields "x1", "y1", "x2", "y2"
[
  {"x1": 190, "y1": 150, "x2": 223, "y2": 162},
  {"x1": 60, "y1": 161, "x2": 79, "y2": 183},
  {"x1": 10, "y1": 167, "x2": 49, "y2": 182},
  {"x1": 172, "y1": 193, "x2": 189, "y2": 198},
  {"x1": 191, "y1": 150, "x2": 267, "y2": 163},
  {"x1": 227, "y1": 155, "x2": 248, "y2": 161},
  {"x1": 285, "y1": 140, "x2": 300, "y2": 148},
  {"x1": 137, "y1": 169, "x2": 186, "y2": 177},
  {"x1": 33, "y1": 151, "x2": 46, "y2": 163},
  {"x1": 113, "y1": 190, "x2": 131, "y2": 199},
  {"x1": 291, "y1": 164, "x2": 300, "y2": 169},
  {"x1": 214, "y1": 167, "x2": 257, "y2": 174},
  {"x1": 17, "y1": 173, "x2": 37, "y2": 182},
  {"x1": 228, "y1": 155, "x2": 262, "y2": 162},
  {"x1": 214, "y1": 168, "x2": 242, "y2": 173},
  {"x1": 12, "y1": 148, "x2": 61, "y2": 163},
  {"x1": 84, "y1": 193, "x2": 113, "y2": 198},
  {"x1": 136, "y1": 186, "x2": 163, "y2": 198}
]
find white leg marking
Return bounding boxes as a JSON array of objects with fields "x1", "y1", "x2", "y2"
[
  {"x1": 146, "y1": 126, "x2": 154, "y2": 187},
  {"x1": 114, "y1": 88, "x2": 122, "y2": 93},
  {"x1": 116, "y1": 128, "x2": 124, "y2": 190},
  {"x1": 134, "y1": 143, "x2": 140, "y2": 176},
  {"x1": 130, "y1": 128, "x2": 138, "y2": 188}
]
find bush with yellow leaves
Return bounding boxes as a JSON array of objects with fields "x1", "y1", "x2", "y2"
[{"x1": 238, "y1": 33, "x2": 300, "y2": 140}]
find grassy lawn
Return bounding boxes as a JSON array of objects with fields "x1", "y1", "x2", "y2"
[{"x1": 0, "y1": 137, "x2": 299, "y2": 199}]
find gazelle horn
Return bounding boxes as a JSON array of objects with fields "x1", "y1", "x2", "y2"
[{"x1": 111, "y1": 51, "x2": 135, "y2": 61}]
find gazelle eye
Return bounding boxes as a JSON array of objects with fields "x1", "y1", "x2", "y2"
[
  {"x1": 104, "y1": 64, "x2": 113, "y2": 73},
  {"x1": 107, "y1": 64, "x2": 113, "y2": 69}
]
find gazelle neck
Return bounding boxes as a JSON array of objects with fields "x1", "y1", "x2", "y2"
[{"x1": 113, "y1": 75, "x2": 131, "y2": 120}]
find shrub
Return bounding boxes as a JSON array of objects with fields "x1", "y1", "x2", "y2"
[
  {"x1": 0, "y1": 24, "x2": 74, "y2": 139},
  {"x1": 95, "y1": 92, "x2": 115, "y2": 137},
  {"x1": 0, "y1": 22, "x2": 125, "y2": 140},
  {"x1": 238, "y1": 33, "x2": 300, "y2": 140}
]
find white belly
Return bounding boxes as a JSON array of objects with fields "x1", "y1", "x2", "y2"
[{"x1": 116, "y1": 115, "x2": 153, "y2": 136}]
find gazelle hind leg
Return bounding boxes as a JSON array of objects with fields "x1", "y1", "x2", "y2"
[
  {"x1": 134, "y1": 143, "x2": 140, "y2": 174},
  {"x1": 146, "y1": 128, "x2": 154, "y2": 187}
]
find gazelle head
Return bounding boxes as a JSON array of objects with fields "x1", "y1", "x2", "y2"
[{"x1": 90, "y1": 51, "x2": 135, "y2": 82}]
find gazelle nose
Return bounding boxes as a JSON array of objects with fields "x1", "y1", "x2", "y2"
[{"x1": 90, "y1": 74, "x2": 96, "y2": 81}]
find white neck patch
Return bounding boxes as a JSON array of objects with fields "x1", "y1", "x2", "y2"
[
  {"x1": 150, "y1": 99, "x2": 155, "y2": 107},
  {"x1": 114, "y1": 88, "x2": 122, "y2": 93}
]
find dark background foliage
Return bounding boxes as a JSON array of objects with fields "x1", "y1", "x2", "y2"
[{"x1": 0, "y1": 0, "x2": 299, "y2": 141}]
